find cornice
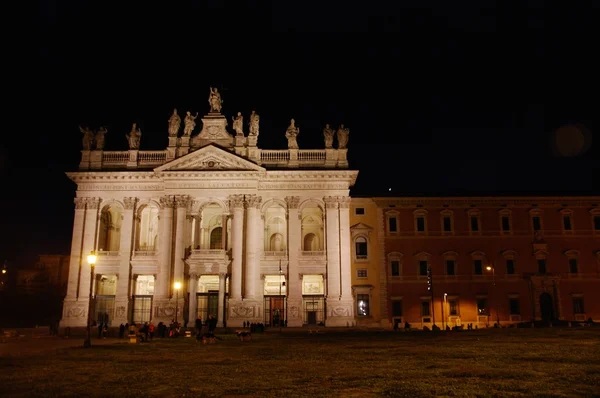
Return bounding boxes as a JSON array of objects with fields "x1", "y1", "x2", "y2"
[
  {"x1": 67, "y1": 172, "x2": 158, "y2": 182},
  {"x1": 373, "y1": 196, "x2": 600, "y2": 208}
]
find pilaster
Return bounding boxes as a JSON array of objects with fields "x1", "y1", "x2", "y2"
[
  {"x1": 188, "y1": 272, "x2": 199, "y2": 324},
  {"x1": 285, "y1": 196, "x2": 302, "y2": 326},
  {"x1": 217, "y1": 272, "x2": 227, "y2": 327},
  {"x1": 114, "y1": 197, "x2": 136, "y2": 324},
  {"x1": 324, "y1": 196, "x2": 341, "y2": 299},
  {"x1": 338, "y1": 196, "x2": 352, "y2": 301},
  {"x1": 156, "y1": 196, "x2": 174, "y2": 298},
  {"x1": 229, "y1": 194, "x2": 245, "y2": 300},
  {"x1": 173, "y1": 195, "x2": 191, "y2": 287},
  {"x1": 244, "y1": 195, "x2": 262, "y2": 300}
]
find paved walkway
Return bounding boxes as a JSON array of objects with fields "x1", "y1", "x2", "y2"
[{"x1": 0, "y1": 335, "x2": 125, "y2": 357}]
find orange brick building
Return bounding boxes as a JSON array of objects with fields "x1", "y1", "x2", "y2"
[{"x1": 351, "y1": 196, "x2": 600, "y2": 329}]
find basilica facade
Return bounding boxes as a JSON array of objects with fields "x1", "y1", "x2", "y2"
[{"x1": 60, "y1": 94, "x2": 358, "y2": 330}]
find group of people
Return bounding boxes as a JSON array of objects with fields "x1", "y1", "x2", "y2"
[{"x1": 194, "y1": 315, "x2": 218, "y2": 339}]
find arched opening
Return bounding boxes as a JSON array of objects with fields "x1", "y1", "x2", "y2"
[
  {"x1": 355, "y1": 236, "x2": 368, "y2": 259},
  {"x1": 539, "y1": 292, "x2": 554, "y2": 324},
  {"x1": 270, "y1": 233, "x2": 284, "y2": 251},
  {"x1": 98, "y1": 204, "x2": 123, "y2": 252},
  {"x1": 301, "y1": 203, "x2": 323, "y2": 252},
  {"x1": 264, "y1": 205, "x2": 287, "y2": 252},
  {"x1": 136, "y1": 204, "x2": 159, "y2": 251},
  {"x1": 210, "y1": 227, "x2": 223, "y2": 249},
  {"x1": 304, "y1": 233, "x2": 317, "y2": 251}
]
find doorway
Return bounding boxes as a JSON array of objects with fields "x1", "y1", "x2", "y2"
[{"x1": 539, "y1": 292, "x2": 554, "y2": 324}]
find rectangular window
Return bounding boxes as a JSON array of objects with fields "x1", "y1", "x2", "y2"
[
  {"x1": 419, "y1": 261, "x2": 428, "y2": 276},
  {"x1": 532, "y1": 216, "x2": 542, "y2": 231},
  {"x1": 355, "y1": 207, "x2": 365, "y2": 215},
  {"x1": 537, "y1": 259, "x2": 547, "y2": 274},
  {"x1": 563, "y1": 215, "x2": 572, "y2": 231},
  {"x1": 357, "y1": 294, "x2": 369, "y2": 316},
  {"x1": 474, "y1": 259, "x2": 483, "y2": 275},
  {"x1": 391, "y1": 260, "x2": 400, "y2": 276},
  {"x1": 449, "y1": 299, "x2": 458, "y2": 316},
  {"x1": 509, "y1": 298, "x2": 520, "y2": 315},
  {"x1": 568, "y1": 259, "x2": 578, "y2": 274},
  {"x1": 594, "y1": 215, "x2": 600, "y2": 230},
  {"x1": 392, "y1": 300, "x2": 403, "y2": 317},
  {"x1": 357, "y1": 269, "x2": 367, "y2": 278},
  {"x1": 416, "y1": 217, "x2": 425, "y2": 232},
  {"x1": 388, "y1": 217, "x2": 397, "y2": 233},
  {"x1": 421, "y1": 301, "x2": 430, "y2": 316},
  {"x1": 506, "y1": 259, "x2": 515, "y2": 275},
  {"x1": 573, "y1": 297, "x2": 584, "y2": 314},
  {"x1": 443, "y1": 217, "x2": 452, "y2": 232},
  {"x1": 501, "y1": 216, "x2": 511, "y2": 231},
  {"x1": 355, "y1": 239, "x2": 368, "y2": 259},
  {"x1": 446, "y1": 260, "x2": 455, "y2": 275},
  {"x1": 470, "y1": 216, "x2": 479, "y2": 232},
  {"x1": 477, "y1": 298, "x2": 488, "y2": 315}
]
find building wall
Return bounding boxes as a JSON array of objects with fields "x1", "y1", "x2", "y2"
[{"x1": 374, "y1": 197, "x2": 600, "y2": 328}]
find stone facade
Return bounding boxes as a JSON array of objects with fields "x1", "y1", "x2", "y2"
[{"x1": 61, "y1": 101, "x2": 358, "y2": 329}]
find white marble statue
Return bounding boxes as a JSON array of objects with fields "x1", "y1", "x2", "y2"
[
  {"x1": 232, "y1": 112, "x2": 244, "y2": 136},
  {"x1": 183, "y1": 111, "x2": 198, "y2": 136},
  {"x1": 208, "y1": 87, "x2": 222, "y2": 113},
  {"x1": 285, "y1": 119, "x2": 300, "y2": 149},
  {"x1": 337, "y1": 124, "x2": 349, "y2": 149},
  {"x1": 95, "y1": 127, "x2": 107, "y2": 150},
  {"x1": 249, "y1": 110, "x2": 260, "y2": 136},
  {"x1": 323, "y1": 124, "x2": 334, "y2": 149},
  {"x1": 168, "y1": 108, "x2": 181, "y2": 137},
  {"x1": 79, "y1": 126, "x2": 94, "y2": 150},
  {"x1": 126, "y1": 123, "x2": 142, "y2": 149}
]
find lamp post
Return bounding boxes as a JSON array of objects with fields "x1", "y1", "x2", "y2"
[
  {"x1": 174, "y1": 282, "x2": 181, "y2": 326},
  {"x1": 486, "y1": 264, "x2": 500, "y2": 326},
  {"x1": 84, "y1": 251, "x2": 97, "y2": 348},
  {"x1": 442, "y1": 293, "x2": 447, "y2": 330}
]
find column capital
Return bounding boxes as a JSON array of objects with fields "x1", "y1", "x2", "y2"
[
  {"x1": 219, "y1": 272, "x2": 228, "y2": 278},
  {"x1": 175, "y1": 195, "x2": 192, "y2": 208},
  {"x1": 245, "y1": 195, "x2": 262, "y2": 209},
  {"x1": 74, "y1": 197, "x2": 87, "y2": 209},
  {"x1": 87, "y1": 197, "x2": 101, "y2": 209},
  {"x1": 159, "y1": 196, "x2": 175, "y2": 209},
  {"x1": 285, "y1": 196, "x2": 300, "y2": 209},
  {"x1": 123, "y1": 197, "x2": 138, "y2": 210},
  {"x1": 323, "y1": 196, "x2": 339, "y2": 209},
  {"x1": 189, "y1": 272, "x2": 199, "y2": 280},
  {"x1": 338, "y1": 196, "x2": 350, "y2": 209},
  {"x1": 228, "y1": 194, "x2": 245, "y2": 210}
]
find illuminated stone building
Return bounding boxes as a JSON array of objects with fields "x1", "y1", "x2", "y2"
[
  {"x1": 59, "y1": 92, "x2": 358, "y2": 330},
  {"x1": 374, "y1": 196, "x2": 600, "y2": 328}
]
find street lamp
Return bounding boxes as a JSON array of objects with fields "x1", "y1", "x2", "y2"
[
  {"x1": 174, "y1": 282, "x2": 181, "y2": 325},
  {"x1": 84, "y1": 251, "x2": 97, "y2": 348},
  {"x1": 486, "y1": 264, "x2": 500, "y2": 326}
]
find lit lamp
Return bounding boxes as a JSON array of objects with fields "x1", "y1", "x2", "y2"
[
  {"x1": 174, "y1": 282, "x2": 182, "y2": 325},
  {"x1": 486, "y1": 264, "x2": 500, "y2": 326},
  {"x1": 84, "y1": 251, "x2": 97, "y2": 348}
]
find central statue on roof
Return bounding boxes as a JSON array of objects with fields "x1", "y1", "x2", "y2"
[{"x1": 208, "y1": 87, "x2": 223, "y2": 113}]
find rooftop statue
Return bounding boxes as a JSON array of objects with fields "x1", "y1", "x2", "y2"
[
  {"x1": 79, "y1": 125, "x2": 94, "y2": 150},
  {"x1": 126, "y1": 123, "x2": 142, "y2": 150},
  {"x1": 208, "y1": 87, "x2": 222, "y2": 113},
  {"x1": 95, "y1": 126, "x2": 107, "y2": 150},
  {"x1": 168, "y1": 108, "x2": 181, "y2": 137},
  {"x1": 183, "y1": 111, "x2": 198, "y2": 136},
  {"x1": 323, "y1": 124, "x2": 334, "y2": 149},
  {"x1": 337, "y1": 124, "x2": 349, "y2": 149},
  {"x1": 249, "y1": 110, "x2": 260, "y2": 136},
  {"x1": 232, "y1": 112, "x2": 244, "y2": 136},
  {"x1": 285, "y1": 119, "x2": 300, "y2": 149}
]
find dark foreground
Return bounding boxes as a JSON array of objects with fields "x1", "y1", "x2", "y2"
[{"x1": 1, "y1": 328, "x2": 599, "y2": 397}]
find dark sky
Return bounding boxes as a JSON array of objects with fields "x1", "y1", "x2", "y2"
[{"x1": 1, "y1": 1, "x2": 598, "y2": 267}]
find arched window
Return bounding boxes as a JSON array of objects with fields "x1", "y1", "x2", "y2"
[
  {"x1": 301, "y1": 202, "x2": 323, "y2": 251},
  {"x1": 210, "y1": 227, "x2": 223, "y2": 249},
  {"x1": 98, "y1": 204, "x2": 123, "y2": 252},
  {"x1": 355, "y1": 236, "x2": 368, "y2": 259}
]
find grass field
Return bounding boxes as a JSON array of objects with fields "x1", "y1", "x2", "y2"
[{"x1": 1, "y1": 328, "x2": 599, "y2": 397}]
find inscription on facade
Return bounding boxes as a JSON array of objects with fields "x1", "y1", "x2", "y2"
[
  {"x1": 171, "y1": 182, "x2": 254, "y2": 189},
  {"x1": 259, "y1": 183, "x2": 347, "y2": 190},
  {"x1": 79, "y1": 184, "x2": 163, "y2": 191}
]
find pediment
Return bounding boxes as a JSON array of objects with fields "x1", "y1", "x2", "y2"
[
  {"x1": 154, "y1": 144, "x2": 264, "y2": 172},
  {"x1": 350, "y1": 222, "x2": 373, "y2": 231}
]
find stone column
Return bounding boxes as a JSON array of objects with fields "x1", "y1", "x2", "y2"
[
  {"x1": 60, "y1": 198, "x2": 91, "y2": 328},
  {"x1": 324, "y1": 196, "x2": 341, "y2": 299},
  {"x1": 79, "y1": 198, "x2": 101, "y2": 321},
  {"x1": 221, "y1": 214, "x2": 228, "y2": 250},
  {"x1": 173, "y1": 195, "x2": 191, "y2": 288},
  {"x1": 188, "y1": 272, "x2": 199, "y2": 323},
  {"x1": 153, "y1": 196, "x2": 174, "y2": 324},
  {"x1": 114, "y1": 197, "x2": 137, "y2": 325},
  {"x1": 285, "y1": 196, "x2": 302, "y2": 326},
  {"x1": 244, "y1": 195, "x2": 262, "y2": 299},
  {"x1": 193, "y1": 215, "x2": 201, "y2": 249},
  {"x1": 229, "y1": 194, "x2": 245, "y2": 300},
  {"x1": 218, "y1": 272, "x2": 226, "y2": 327},
  {"x1": 338, "y1": 196, "x2": 352, "y2": 301}
]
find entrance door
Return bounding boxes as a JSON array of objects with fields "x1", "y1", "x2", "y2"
[
  {"x1": 307, "y1": 311, "x2": 317, "y2": 325},
  {"x1": 197, "y1": 291, "x2": 219, "y2": 321},
  {"x1": 539, "y1": 292, "x2": 554, "y2": 324},
  {"x1": 267, "y1": 297, "x2": 285, "y2": 327}
]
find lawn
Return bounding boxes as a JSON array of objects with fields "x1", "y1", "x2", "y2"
[{"x1": 1, "y1": 328, "x2": 599, "y2": 397}]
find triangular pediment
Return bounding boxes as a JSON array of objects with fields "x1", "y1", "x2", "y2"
[
  {"x1": 350, "y1": 222, "x2": 374, "y2": 231},
  {"x1": 155, "y1": 144, "x2": 265, "y2": 172}
]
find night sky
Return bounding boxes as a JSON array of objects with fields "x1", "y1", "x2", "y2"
[{"x1": 1, "y1": 2, "x2": 597, "y2": 267}]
